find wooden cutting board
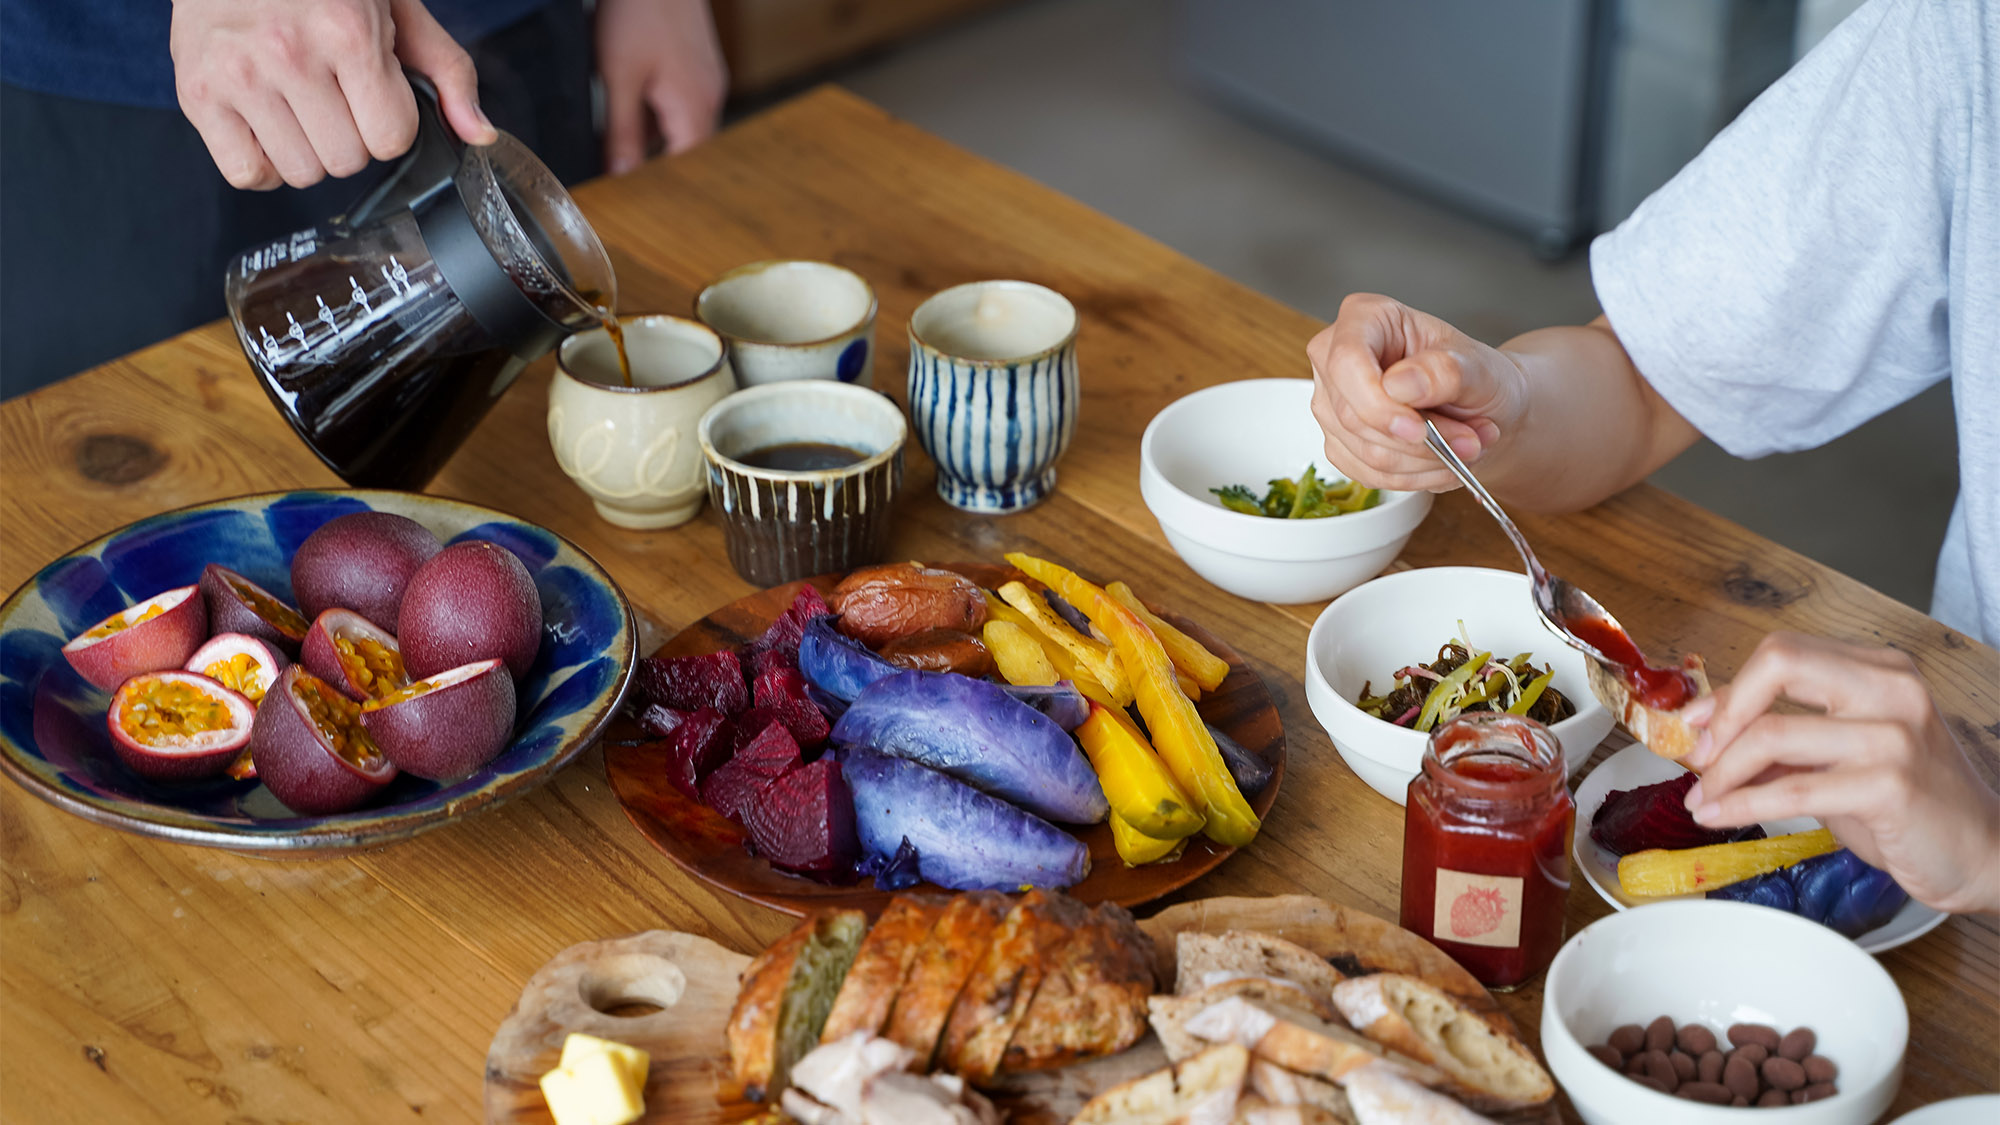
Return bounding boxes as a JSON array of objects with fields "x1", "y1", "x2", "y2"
[{"x1": 484, "y1": 895, "x2": 1561, "y2": 1124}]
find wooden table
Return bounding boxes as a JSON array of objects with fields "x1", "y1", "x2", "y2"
[{"x1": 2, "y1": 87, "x2": 1994, "y2": 1124}]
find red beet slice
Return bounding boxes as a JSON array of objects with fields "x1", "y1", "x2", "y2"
[
  {"x1": 746, "y1": 586, "x2": 832, "y2": 662},
  {"x1": 733, "y1": 697, "x2": 829, "y2": 756},
  {"x1": 662, "y1": 707, "x2": 736, "y2": 800},
  {"x1": 637, "y1": 702, "x2": 688, "y2": 739},
  {"x1": 743, "y1": 757, "x2": 857, "y2": 882},
  {"x1": 1592, "y1": 772, "x2": 1766, "y2": 856},
  {"x1": 751, "y1": 647, "x2": 795, "y2": 682},
  {"x1": 701, "y1": 720, "x2": 804, "y2": 822},
  {"x1": 637, "y1": 650, "x2": 749, "y2": 715},
  {"x1": 752, "y1": 666, "x2": 832, "y2": 750}
]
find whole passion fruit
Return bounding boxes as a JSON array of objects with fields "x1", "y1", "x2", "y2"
[
  {"x1": 398, "y1": 541, "x2": 543, "y2": 680},
  {"x1": 106, "y1": 670, "x2": 255, "y2": 782},
  {"x1": 301, "y1": 609, "x2": 408, "y2": 703},
  {"x1": 290, "y1": 511, "x2": 441, "y2": 626},
  {"x1": 62, "y1": 585, "x2": 208, "y2": 692},
  {"x1": 249, "y1": 665, "x2": 397, "y2": 815},
  {"x1": 200, "y1": 564, "x2": 309, "y2": 655},
  {"x1": 360, "y1": 658, "x2": 517, "y2": 781}
]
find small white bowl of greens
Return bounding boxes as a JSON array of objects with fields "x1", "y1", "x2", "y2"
[
  {"x1": 1139, "y1": 379, "x2": 1432, "y2": 604},
  {"x1": 1305, "y1": 566, "x2": 1615, "y2": 804}
]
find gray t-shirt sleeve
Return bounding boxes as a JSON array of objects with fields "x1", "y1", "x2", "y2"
[{"x1": 1590, "y1": 0, "x2": 1963, "y2": 459}]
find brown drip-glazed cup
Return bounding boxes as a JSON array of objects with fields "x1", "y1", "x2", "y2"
[{"x1": 696, "y1": 382, "x2": 907, "y2": 587}]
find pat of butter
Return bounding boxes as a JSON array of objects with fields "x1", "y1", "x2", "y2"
[{"x1": 540, "y1": 1034, "x2": 650, "y2": 1125}]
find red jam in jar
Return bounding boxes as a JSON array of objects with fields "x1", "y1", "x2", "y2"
[{"x1": 1400, "y1": 712, "x2": 1574, "y2": 990}]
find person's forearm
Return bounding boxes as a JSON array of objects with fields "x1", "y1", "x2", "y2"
[{"x1": 1480, "y1": 316, "x2": 1700, "y2": 513}]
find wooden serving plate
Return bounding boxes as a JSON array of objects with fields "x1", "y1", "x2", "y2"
[
  {"x1": 484, "y1": 894, "x2": 1559, "y2": 1124},
  {"x1": 603, "y1": 564, "x2": 1285, "y2": 916}
]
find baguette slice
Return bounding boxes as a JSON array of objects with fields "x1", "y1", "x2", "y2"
[
  {"x1": 1150, "y1": 979, "x2": 1338, "y2": 1062},
  {"x1": 1181, "y1": 996, "x2": 1447, "y2": 1089},
  {"x1": 1586, "y1": 654, "x2": 1711, "y2": 762},
  {"x1": 727, "y1": 909, "x2": 869, "y2": 1101},
  {"x1": 1247, "y1": 1061, "x2": 1355, "y2": 1124},
  {"x1": 1070, "y1": 1042, "x2": 1250, "y2": 1125},
  {"x1": 1234, "y1": 1100, "x2": 1351, "y2": 1125},
  {"x1": 938, "y1": 888, "x2": 1090, "y2": 1081},
  {"x1": 1175, "y1": 931, "x2": 1347, "y2": 1012},
  {"x1": 821, "y1": 895, "x2": 949, "y2": 1044},
  {"x1": 1341, "y1": 1063, "x2": 1498, "y2": 1125},
  {"x1": 1002, "y1": 900, "x2": 1158, "y2": 1071},
  {"x1": 1330, "y1": 974, "x2": 1552, "y2": 1110},
  {"x1": 881, "y1": 891, "x2": 1009, "y2": 1069}
]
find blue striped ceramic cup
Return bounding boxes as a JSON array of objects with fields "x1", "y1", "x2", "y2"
[{"x1": 907, "y1": 280, "x2": 1079, "y2": 513}]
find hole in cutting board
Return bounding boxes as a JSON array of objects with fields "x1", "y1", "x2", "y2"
[{"x1": 578, "y1": 953, "x2": 687, "y2": 1019}]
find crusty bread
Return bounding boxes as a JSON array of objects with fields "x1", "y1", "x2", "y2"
[
  {"x1": 1176, "y1": 996, "x2": 1448, "y2": 1089},
  {"x1": 938, "y1": 888, "x2": 1090, "y2": 1081},
  {"x1": 1586, "y1": 654, "x2": 1711, "y2": 762},
  {"x1": 1070, "y1": 1042, "x2": 1250, "y2": 1125},
  {"x1": 1341, "y1": 1063, "x2": 1498, "y2": 1125},
  {"x1": 1330, "y1": 974, "x2": 1552, "y2": 1110},
  {"x1": 726, "y1": 909, "x2": 869, "y2": 1101},
  {"x1": 881, "y1": 891, "x2": 1009, "y2": 1068},
  {"x1": 1247, "y1": 1061, "x2": 1354, "y2": 1124},
  {"x1": 1150, "y1": 979, "x2": 1337, "y2": 1062},
  {"x1": 1175, "y1": 931, "x2": 1347, "y2": 1012},
  {"x1": 1002, "y1": 901, "x2": 1158, "y2": 1071},
  {"x1": 821, "y1": 895, "x2": 948, "y2": 1044},
  {"x1": 1234, "y1": 1101, "x2": 1351, "y2": 1125}
]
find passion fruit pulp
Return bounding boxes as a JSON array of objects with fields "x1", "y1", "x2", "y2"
[
  {"x1": 301, "y1": 609, "x2": 408, "y2": 702},
  {"x1": 361, "y1": 657, "x2": 517, "y2": 781},
  {"x1": 105, "y1": 670, "x2": 255, "y2": 782},
  {"x1": 398, "y1": 540, "x2": 544, "y2": 680},
  {"x1": 290, "y1": 511, "x2": 441, "y2": 627},
  {"x1": 184, "y1": 633, "x2": 290, "y2": 703},
  {"x1": 63, "y1": 585, "x2": 209, "y2": 691},
  {"x1": 200, "y1": 564, "x2": 309, "y2": 654},
  {"x1": 249, "y1": 665, "x2": 397, "y2": 815}
]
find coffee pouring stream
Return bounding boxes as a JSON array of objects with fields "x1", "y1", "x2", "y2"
[{"x1": 224, "y1": 74, "x2": 620, "y2": 489}]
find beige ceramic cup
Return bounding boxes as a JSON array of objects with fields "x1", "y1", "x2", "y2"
[
  {"x1": 695, "y1": 260, "x2": 877, "y2": 388},
  {"x1": 549, "y1": 314, "x2": 738, "y2": 529}
]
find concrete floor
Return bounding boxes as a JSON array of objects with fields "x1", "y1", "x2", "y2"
[{"x1": 830, "y1": 0, "x2": 1960, "y2": 611}]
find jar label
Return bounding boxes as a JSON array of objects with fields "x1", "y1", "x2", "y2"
[{"x1": 1433, "y1": 868, "x2": 1523, "y2": 948}]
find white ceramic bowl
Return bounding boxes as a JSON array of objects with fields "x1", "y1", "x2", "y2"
[
  {"x1": 1544, "y1": 900, "x2": 1908, "y2": 1125},
  {"x1": 1304, "y1": 566, "x2": 1614, "y2": 804},
  {"x1": 1139, "y1": 378, "x2": 1432, "y2": 603}
]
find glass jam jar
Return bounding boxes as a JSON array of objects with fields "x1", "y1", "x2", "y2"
[{"x1": 1399, "y1": 712, "x2": 1574, "y2": 990}]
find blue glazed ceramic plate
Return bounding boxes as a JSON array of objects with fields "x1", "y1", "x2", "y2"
[{"x1": 0, "y1": 490, "x2": 636, "y2": 853}]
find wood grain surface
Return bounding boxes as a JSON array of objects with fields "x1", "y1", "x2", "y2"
[
  {"x1": 602, "y1": 566, "x2": 1284, "y2": 916},
  {"x1": 1, "y1": 87, "x2": 1994, "y2": 1124}
]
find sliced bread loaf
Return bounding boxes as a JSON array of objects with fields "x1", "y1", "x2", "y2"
[
  {"x1": 727, "y1": 908, "x2": 869, "y2": 1101},
  {"x1": 1003, "y1": 900, "x2": 1158, "y2": 1071},
  {"x1": 820, "y1": 894, "x2": 948, "y2": 1044},
  {"x1": 1341, "y1": 1062, "x2": 1498, "y2": 1125},
  {"x1": 880, "y1": 891, "x2": 1009, "y2": 1069},
  {"x1": 1070, "y1": 1042, "x2": 1250, "y2": 1125},
  {"x1": 1150, "y1": 979, "x2": 1337, "y2": 1061},
  {"x1": 1329, "y1": 974, "x2": 1552, "y2": 1110},
  {"x1": 937, "y1": 888, "x2": 1090, "y2": 1081},
  {"x1": 1175, "y1": 930, "x2": 1347, "y2": 1012}
]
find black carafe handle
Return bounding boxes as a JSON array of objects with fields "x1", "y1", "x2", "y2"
[{"x1": 340, "y1": 72, "x2": 465, "y2": 229}]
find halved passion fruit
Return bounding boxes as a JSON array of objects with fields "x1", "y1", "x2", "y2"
[
  {"x1": 63, "y1": 585, "x2": 208, "y2": 691},
  {"x1": 105, "y1": 670, "x2": 255, "y2": 782},
  {"x1": 185, "y1": 632, "x2": 292, "y2": 782},
  {"x1": 248, "y1": 665, "x2": 398, "y2": 815},
  {"x1": 200, "y1": 564, "x2": 309, "y2": 655},
  {"x1": 360, "y1": 658, "x2": 517, "y2": 781},
  {"x1": 301, "y1": 609, "x2": 408, "y2": 702}
]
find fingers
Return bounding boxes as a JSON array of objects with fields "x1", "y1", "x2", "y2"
[
  {"x1": 1686, "y1": 713, "x2": 1911, "y2": 816},
  {"x1": 236, "y1": 88, "x2": 327, "y2": 188},
  {"x1": 283, "y1": 72, "x2": 372, "y2": 179},
  {"x1": 650, "y1": 81, "x2": 719, "y2": 156},
  {"x1": 1690, "y1": 762, "x2": 1905, "y2": 832},
  {"x1": 390, "y1": 0, "x2": 494, "y2": 145},
  {"x1": 1309, "y1": 360, "x2": 1465, "y2": 491},
  {"x1": 603, "y1": 71, "x2": 650, "y2": 175},
  {"x1": 335, "y1": 51, "x2": 419, "y2": 162},
  {"x1": 1684, "y1": 633, "x2": 1928, "y2": 770},
  {"x1": 182, "y1": 100, "x2": 283, "y2": 190}
]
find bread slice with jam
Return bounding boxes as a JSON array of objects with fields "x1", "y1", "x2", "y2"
[{"x1": 1586, "y1": 654, "x2": 1711, "y2": 762}]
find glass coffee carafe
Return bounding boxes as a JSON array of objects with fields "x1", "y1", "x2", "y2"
[{"x1": 225, "y1": 76, "x2": 616, "y2": 489}]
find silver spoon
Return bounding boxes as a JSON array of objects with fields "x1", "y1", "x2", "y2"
[{"x1": 1421, "y1": 416, "x2": 1631, "y2": 667}]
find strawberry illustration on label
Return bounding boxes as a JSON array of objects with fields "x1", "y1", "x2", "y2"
[
  {"x1": 1432, "y1": 868, "x2": 1524, "y2": 949},
  {"x1": 1449, "y1": 886, "x2": 1506, "y2": 938}
]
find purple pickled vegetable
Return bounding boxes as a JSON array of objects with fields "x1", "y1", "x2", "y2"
[
  {"x1": 806, "y1": 684, "x2": 849, "y2": 722},
  {"x1": 842, "y1": 747, "x2": 1090, "y2": 890},
  {"x1": 859, "y1": 835, "x2": 924, "y2": 891},
  {"x1": 798, "y1": 615, "x2": 900, "y2": 702},
  {"x1": 1001, "y1": 681, "x2": 1090, "y2": 730},
  {"x1": 832, "y1": 670, "x2": 1108, "y2": 823},
  {"x1": 1791, "y1": 849, "x2": 1908, "y2": 937},
  {"x1": 1708, "y1": 868, "x2": 1798, "y2": 913},
  {"x1": 1206, "y1": 722, "x2": 1274, "y2": 797}
]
